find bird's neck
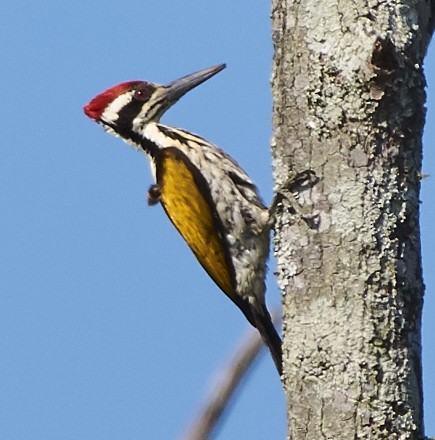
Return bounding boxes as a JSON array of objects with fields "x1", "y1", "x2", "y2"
[
  {"x1": 134, "y1": 122, "x2": 183, "y2": 181},
  {"x1": 140, "y1": 122, "x2": 189, "y2": 151},
  {"x1": 140, "y1": 122, "x2": 169, "y2": 152}
]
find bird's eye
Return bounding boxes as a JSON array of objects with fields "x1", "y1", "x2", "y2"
[{"x1": 133, "y1": 86, "x2": 153, "y2": 101}]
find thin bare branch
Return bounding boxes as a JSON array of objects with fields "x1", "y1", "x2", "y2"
[{"x1": 179, "y1": 327, "x2": 267, "y2": 440}]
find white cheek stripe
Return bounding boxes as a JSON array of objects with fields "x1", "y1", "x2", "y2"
[
  {"x1": 101, "y1": 93, "x2": 133, "y2": 123},
  {"x1": 141, "y1": 123, "x2": 176, "y2": 149},
  {"x1": 142, "y1": 123, "x2": 161, "y2": 144}
]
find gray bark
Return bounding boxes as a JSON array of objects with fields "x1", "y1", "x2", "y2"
[{"x1": 271, "y1": 0, "x2": 433, "y2": 438}]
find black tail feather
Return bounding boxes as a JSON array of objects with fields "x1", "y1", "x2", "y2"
[{"x1": 252, "y1": 308, "x2": 283, "y2": 376}]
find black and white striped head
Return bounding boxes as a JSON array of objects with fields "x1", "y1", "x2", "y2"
[{"x1": 83, "y1": 64, "x2": 226, "y2": 136}]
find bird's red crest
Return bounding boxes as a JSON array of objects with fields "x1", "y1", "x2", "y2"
[{"x1": 83, "y1": 81, "x2": 142, "y2": 120}]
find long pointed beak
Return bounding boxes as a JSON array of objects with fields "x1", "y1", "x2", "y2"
[{"x1": 156, "y1": 64, "x2": 226, "y2": 109}]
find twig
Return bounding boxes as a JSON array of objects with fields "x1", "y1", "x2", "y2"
[{"x1": 179, "y1": 327, "x2": 269, "y2": 440}]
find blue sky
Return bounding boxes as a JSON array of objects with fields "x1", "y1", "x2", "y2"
[{"x1": 0, "y1": 2, "x2": 433, "y2": 439}]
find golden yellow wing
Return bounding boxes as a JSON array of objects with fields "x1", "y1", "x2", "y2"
[{"x1": 156, "y1": 147, "x2": 236, "y2": 299}]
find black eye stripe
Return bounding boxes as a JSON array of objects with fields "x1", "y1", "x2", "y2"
[{"x1": 116, "y1": 99, "x2": 145, "y2": 126}]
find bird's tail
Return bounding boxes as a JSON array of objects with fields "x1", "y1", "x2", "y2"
[{"x1": 252, "y1": 307, "x2": 283, "y2": 376}]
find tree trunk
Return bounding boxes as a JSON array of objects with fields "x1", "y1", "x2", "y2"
[{"x1": 271, "y1": 0, "x2": 433, "y2": 438}]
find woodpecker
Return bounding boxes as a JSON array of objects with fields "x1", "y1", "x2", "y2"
[{"x1": 83, "y1": 64, "x2": 282, "y2": 375}]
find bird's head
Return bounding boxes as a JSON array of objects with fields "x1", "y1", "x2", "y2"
[{"x1": 83, "y1": 64, "x2": 226, "y2": 135}]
